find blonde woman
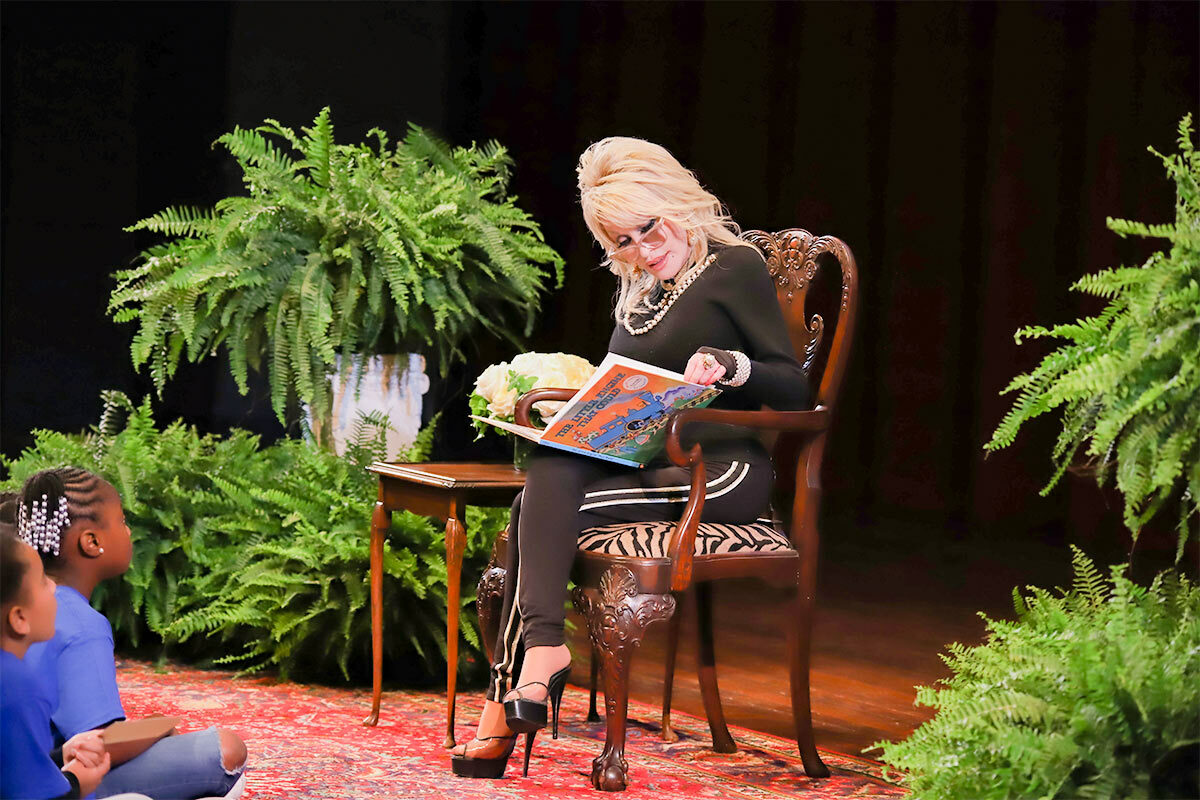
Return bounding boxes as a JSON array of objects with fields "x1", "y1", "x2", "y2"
[{"x1": 452, "y1": 137, "x2": 811, "y2": 778}]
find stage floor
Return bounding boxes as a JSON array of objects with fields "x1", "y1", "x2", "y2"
[{"x1": 563, "y1": 517, "x2": 1175, "y2": 758}]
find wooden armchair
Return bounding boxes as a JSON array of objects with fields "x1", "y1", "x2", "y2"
[{"x1": 477, "y1": 229, "x2": 858, "y2": 791}]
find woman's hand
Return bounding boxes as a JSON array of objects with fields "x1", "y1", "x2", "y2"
[
  {"x1": 684, "y1": 349, "x2": 727, "y2": 385},
  {"x1": 63, "y1": 729, "x2": 106, "y2": 768},
  {"x1": 63, "y1": 751, "x2": 111, "y2": 797}
]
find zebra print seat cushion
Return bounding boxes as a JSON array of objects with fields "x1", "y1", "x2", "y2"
[{"x1": 577, "y1": 520, "x2": 793, "y2": 559}]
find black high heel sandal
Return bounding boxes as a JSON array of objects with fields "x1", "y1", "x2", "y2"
[
  {"x1": 504, "y1": 665, "x2": 570, "y2": 776},
  {"x1": 450, "y1": 734, "x2": 518, "y2": 779}
]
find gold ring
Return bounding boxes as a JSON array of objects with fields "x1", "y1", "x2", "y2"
[{"x1": 701, "y1": 354, "x2": 716, "y2": 369}]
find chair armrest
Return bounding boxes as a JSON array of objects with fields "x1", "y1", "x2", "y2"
[
  {"x1": 660, "y1": 406, "x2": 830, "y2": 593},
  {"x1": 663, "y1": 406, "x2": 830, "y2": 465},
  {"x1": 514, "y1": 388, "x2": 577, "y2": 428}
]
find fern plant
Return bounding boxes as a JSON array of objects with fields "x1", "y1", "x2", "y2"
[
  {"x1": 109, "y1": 107, "x2": 564, "y2": 443},
  {"x1": 986, "y1": 115, "x2": 1200, "y2": 558},
  {"x1": 1, "y1": 392, "x2": 507, "y2": 683},
  {"x1": 872, "y1": 547, "x2": 1200, "y2": 799}
]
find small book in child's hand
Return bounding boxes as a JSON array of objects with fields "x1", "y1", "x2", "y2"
[
  {"x1": 102, "y1": 716, "x2": 180, "y2": 765},
  {"x1": 472, "y1": 353, "x2": 721, "y2": 468}
]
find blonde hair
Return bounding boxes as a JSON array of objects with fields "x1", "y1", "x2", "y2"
[{"x1": 576, "y1": 137, "x2": 751, "y2": 326}]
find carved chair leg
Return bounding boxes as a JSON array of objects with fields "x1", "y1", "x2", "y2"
[
  {"x1": 475, "y1": 560, "x2": 506, "y2": 665},
  {"x1": 588, "y1": 648, "x2": 602, "y2": 722},
  {"x1": 788, "y1": 587, "x2": 829, "y2": 778},
  {"x1": 573, "y1": 567, "x2": 676, "y2": 792},
  {"x1": 660, "y1": 593, "x2": 684, "y2": 742},
  {"x1": 695, "y1": 583, "x2": 736, "y2": 753}
]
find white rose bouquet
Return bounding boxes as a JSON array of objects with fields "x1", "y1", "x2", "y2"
[{"x1": 469, "y1": 352, "x2": 596, "y2": 438}]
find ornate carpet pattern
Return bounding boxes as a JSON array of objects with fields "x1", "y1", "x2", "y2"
[{"x1": 116, "y1": 660, "x2": 906, "y2": 799}]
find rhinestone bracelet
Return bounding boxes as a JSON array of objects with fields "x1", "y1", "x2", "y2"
[{"x1": 718, "y1": 350, "x2": 751, "y2": 387}]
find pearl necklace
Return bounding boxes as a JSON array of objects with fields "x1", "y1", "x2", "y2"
[{"x1": 623, "y1": 252, "x2": 718, "y2": 336}]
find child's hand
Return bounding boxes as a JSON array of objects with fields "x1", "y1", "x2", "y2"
[
  {"x1": 63, "y1": 751, "x2": 111, "y2": 796},
  {"x1": 63, "y1": 729, "x2": 106, "y2": 768}
]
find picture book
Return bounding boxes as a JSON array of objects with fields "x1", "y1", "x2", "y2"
[
  {"x1": 471, "y1": 353, "x2": 721, "y2": 467},
  {"x1": 102, "y1": 716, "x2": 180, "y2": 765}
]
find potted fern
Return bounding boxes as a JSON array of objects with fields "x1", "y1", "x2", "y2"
[
  {"x1": 986, "y1": 113, "x2": 1199, "y2": 558},
  {"x1": 109, "y1": 107, "x2": 564, "y2": 454},
  {"x1": 872, "y1": 116, "x2": 1200, "y2": 799},
  {"x1": 872, "y1": 547, "x2": 1199, "y2": 799}
]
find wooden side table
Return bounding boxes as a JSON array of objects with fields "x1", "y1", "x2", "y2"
[{"x1": 363, "y1": 462, "x2": 526, "y2": 748}]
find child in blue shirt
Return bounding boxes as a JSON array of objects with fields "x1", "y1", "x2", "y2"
[
  {"x1": 1, "y1": 530, "x2": 111, "y2": 799},
  {"x1": 14, "y1": 470, "x2": 247, "y2": 800}
]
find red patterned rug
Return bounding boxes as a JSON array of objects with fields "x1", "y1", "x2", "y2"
[{"x1": 116, "y1": 660, "x2": 905, "y2": 799}]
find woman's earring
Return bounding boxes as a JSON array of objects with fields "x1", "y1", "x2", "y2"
[{"x1": 98, "y1": 547, "x2": 105, "y2": 554}]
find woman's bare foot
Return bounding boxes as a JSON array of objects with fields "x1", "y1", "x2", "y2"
[
  {"x1": 503, "y1": 644, "x2": 572, "y2": 704},
  {"x1": 451, "y1": 699, "x2": 514, "y2": 758}
]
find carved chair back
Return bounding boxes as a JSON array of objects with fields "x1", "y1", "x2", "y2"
[{"x1": 740, "y1": 230, "x2": 858, "y2": 523}]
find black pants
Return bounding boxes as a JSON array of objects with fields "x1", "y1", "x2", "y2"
[{"x1": 487, "y1": 444, "x2": 772, "y2": 701}]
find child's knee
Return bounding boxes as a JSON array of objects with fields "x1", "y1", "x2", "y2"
[{"x1": 217, "y1": 729, "x2": 247, "y2": 771}]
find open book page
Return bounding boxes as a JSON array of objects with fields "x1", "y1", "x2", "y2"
[
  {"x1": 469, "y1": 416, "x2": 544, "y2": 443},
  {"x1": 471, "y1": 354, "x2": 720, "y2": 467},
  {"x1": 540, "y1": 353, "x2": 720, "y2": 467}
]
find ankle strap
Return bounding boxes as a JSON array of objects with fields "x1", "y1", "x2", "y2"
[
  {"x1": 514, "y1": 680, "x2": 549, "y2": 692},
  {"x1": 510, "y1": 680, "x2": 549, "y2": 699}
]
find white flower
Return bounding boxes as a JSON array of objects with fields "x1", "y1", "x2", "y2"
[
  {"x1": 473, "y1": 361, "x2": 518, "y2": 418},
  {"x1": 472, "y1": 352, "x2": 596, "y2": 421},
  {"x1": 509, "y1": 352, "x2": 596, "y2": 417},
  {"x1": 474, "y1": 361, "x2": 510, "y2": 401}
]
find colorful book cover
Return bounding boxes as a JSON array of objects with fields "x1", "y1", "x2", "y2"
[{"x1": 473, "y1": 353, "x2": 720, "y2": 468}]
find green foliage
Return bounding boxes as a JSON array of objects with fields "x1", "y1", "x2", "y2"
[
  {"x1": 986, "y1": 116, "x2": 1200, "y2": 556},
  {"x1": 468, "y1": 393, "x2": 492, "y2": 437},
  {"x1": 872, "y1": 547, "x2": 1200, "y2": 799},
  {"x1": 507, "y1": 369, "x2": 539, "y2": 397},
  {"x1": 1, "y1": 393, "x2": 507, "y2": 683},
  {"x1": 468, "y1": 370, "x2": 547, "y2": 440},
  {"x1": 109, "y1": 107, "x2": 565, "y2": 440}
]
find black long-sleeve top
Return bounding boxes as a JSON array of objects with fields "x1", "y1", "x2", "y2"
[{"x1": 607, "y1": 243, "x2": 811, "y2": 459}]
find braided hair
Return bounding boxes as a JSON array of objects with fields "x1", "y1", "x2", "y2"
[
  {"x1": 0, "y1": 491, "x2": 17, "y2": 529},
  {"x1": 1, "y1": 531, "x2": 30, "y2": 607},
  {"x1": 14, "y1": 468, "x2": 107, "y2": 568}
]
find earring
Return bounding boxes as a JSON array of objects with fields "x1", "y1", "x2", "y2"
[{"x1": 98, "y1": 547, "x2": 105, "y2": 554}]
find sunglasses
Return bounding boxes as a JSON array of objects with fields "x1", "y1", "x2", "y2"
[{"x1": 607, "y1": 218, "x2": 669, "y2": 263}]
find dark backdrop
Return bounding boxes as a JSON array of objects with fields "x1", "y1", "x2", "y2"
[{"x1": 3, "y1": 2, "x2": 1197, "y2": 547}]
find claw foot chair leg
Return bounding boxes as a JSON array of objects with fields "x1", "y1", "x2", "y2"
[
  {"x1": 476, "y1": 559, "x2": 506, "y2": 665},
  {"x1": 573, "y1": 567, "x2": 676, "y2": 792}
]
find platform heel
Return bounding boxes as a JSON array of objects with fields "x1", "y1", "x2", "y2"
[
  {"x1": 503, "y1": 665, "x2": 570, "y2": 733},
  {"x1": 522, "y1": 731, "x2": 536, "y2": 777},
  {"x1": 450, "y1": 734, "x2": 518, "y2": 779},
  {"x1": 504, "y1": 665, "x2": 570, "y2": 776}
]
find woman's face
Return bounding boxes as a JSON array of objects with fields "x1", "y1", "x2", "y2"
[{"x1": 605, "y1": 217, "x2": 689, "y2": 282}]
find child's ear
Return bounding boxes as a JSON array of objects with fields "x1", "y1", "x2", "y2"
[
  {"x1": 76, "y1": 529, "x2": 104, "y2": 559},
  {"x1": 7, "y1": 603, "x2": 32, "y2": 637}
]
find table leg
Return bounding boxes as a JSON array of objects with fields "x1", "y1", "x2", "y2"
[
  {"x1": 362, "y1": 499, "x2": 390, "y2": 727},
  {"x1": 444, "y1": 515, "x2": 467, "y2": 749}
]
